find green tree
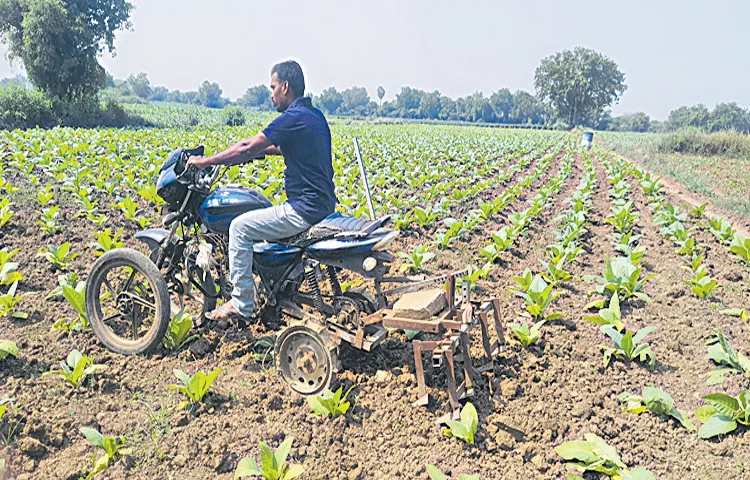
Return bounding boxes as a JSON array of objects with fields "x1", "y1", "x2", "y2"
[
  {"x1": 316, "y1": 87, "x2": 343, "y2": 114},
  {"x1": 396, "y1": 86, "x2": 425, "y2": 118},
  {"x1": 0, "y1": 0, "x2": 133, "y2": 101},
  {"x1": 534, "y1": 47, "x2": 627, "y2": 127},
  {"x1": 340, "y1": 86, "x2": 370, "y2": 114},
  {"x1": 239, "y1": 84, "x2": 271, "y2": 109},
  {"x1": 610, "y1": 112, "x2": 651, "y2": 132},
  {"x1": 127, "y1": 72, "x2": 151, "y2": 99},
  {"x1": 708, "y1": 102, "x2": 750, "y2": 133},
  {"x1": 490, "y1": 88, "x2": 513, "y2": 122},
  {"x1": 165, "y1": 90, "x2": 186, "y2": 103},
  {"x1": 510, "y1": 90, "x2": 544, "y2": 124},
  {"x1": 376, "y1": 85, "x2": 385, "y2": 106},
  {"x1": 150, "y1": 86, "x2": 168, "y2": 102},
  {"x1": 418, "y1": 90, "x2": 441, "y2": 119},
  {"x1": 198, "y1": 81, "x2": 224, "y2": 108},
  {"x1": 184, "y1": 91, "x2": 200, "y2": 105},
  {"x1": 667, "y1": 104, "x2": 709, "y2": 130}
]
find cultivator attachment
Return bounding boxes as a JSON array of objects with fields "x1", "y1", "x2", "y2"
[
  {"x1": 378, "y1": 271, "x2": 506, "y2": 422},
  {"x1": 275, "y1": 269, "x2": 506, "y2": 422}
]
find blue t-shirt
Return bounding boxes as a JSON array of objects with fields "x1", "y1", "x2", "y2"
[{"x1": 262, "y1": 97, "x2": 337, "y2": 225}]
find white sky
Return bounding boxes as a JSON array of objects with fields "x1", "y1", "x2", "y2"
[{"x1": 1, "y1": 0, "x2": 748, "y2": 120}]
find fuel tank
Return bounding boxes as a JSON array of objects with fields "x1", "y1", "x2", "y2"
[{"x1": 199, "y1": 185, "x2": 272, "y2": 234}]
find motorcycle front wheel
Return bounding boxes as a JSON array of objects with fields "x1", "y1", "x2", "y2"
[{"x1": 86, "y1": 248, "x2": 171, "y2": 355}]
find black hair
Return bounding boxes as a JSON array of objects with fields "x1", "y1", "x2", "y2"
[{"x1": 271, "y1": 60, "x2": 305, "y2": 98}]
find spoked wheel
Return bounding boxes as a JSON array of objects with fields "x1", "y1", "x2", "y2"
[
  {"x1": 167, "y1": 263, "x2": 217, "y2": 325},
  {"x1": 275, "y1": 325, "x2": 338, "y2": 395},
  {"x1": 86, "y1": 248, "x2": 170, "y2": 355}
]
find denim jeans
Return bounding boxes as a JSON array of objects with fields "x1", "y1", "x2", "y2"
[{"x1": 228, "y1": 203, "x2": 311, "y2": 316}]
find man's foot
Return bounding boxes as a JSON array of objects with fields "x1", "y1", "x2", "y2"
[{"x1": 206, "y1": 303, "x2": 249, "y2": 322}]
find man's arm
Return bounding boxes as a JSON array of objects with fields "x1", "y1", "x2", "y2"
[{"x1": 187, "y1": 132, "x2": 273, "y2": 170}]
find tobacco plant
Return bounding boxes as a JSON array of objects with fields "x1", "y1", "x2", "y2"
[
  {"x1": 0, "y1": 340, "x2": 18, "y2": 361},
  {"x1": 426, "y1": 465, "x2": 479, "y2": 480},
  {"x1": 600, "y1": 325, "x2": 656, "y2": 369},
  {"x1": 730, "y1": 233, "x2": 750, "y2": 264},
  {"x1": 618, "y1": 385, "x2": 695, "y2": 432},
  {"x1": 37, "y1": 205, "x2": 61, "y2": 235},
  {"x1": 397, "y1": 244, "x2": 436, "y2": 273},
  {"x1": 88, "y1": 228, "x2": 125, "y2": 256},
  {"x1": 80, "y1": 427, "x2": 131, "y2": 480},
  {"x1": 42, "y1": 349, "x2": 107, "y2": 388},
  {"x1": 704, "y1": 329, "x2": 750, "y2": 385},
  {"x1": 0, "y1": 248, "x2": 22, "y2": 286},
  {"x1": 0, "y1": 198, "x2": 13, "y2": 228},
  {"x1": 584, "y1": 292, "x2": 625, "y2": 332},
  {"x1": 695, "y1": 390, "x2": 749, "y2": 439},
  {"x1": 169, "y1": 368, "x2": 222, "y2": 404},
  {"x1": 235, "y1": 437, "x2": 304, "y2": 480},
  {"x1": 308, "y1": 386, "x2": 354, "y2": 419},
  {"x1": 163, "y1": 308, "x2": 200, "y2": 351},
  {"x1": 0, "y1": 281, "x2": 25, "y2": 320},
  {"x1": 511, "y1": 274, "x2": 563, "y2": 321},
  {"x1": 583, "y1": 255, "x2": 655, "y2": 302},
  {"x1": 37, "y1": 243, "x2": 78, "y2": 270},
  {"x1": 509, "y1": 320, "x2": 545, "y2": 347},
  {"x1": 444, "y1": 402, "x2": 478, "y2": 445},
  {"x1": 556, "y1": 433, "x2": 655, "y2": 479}
]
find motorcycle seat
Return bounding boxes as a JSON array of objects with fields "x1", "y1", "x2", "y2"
[{"x1": 275, "y1": 212, "x2": 392, "y2": 248}]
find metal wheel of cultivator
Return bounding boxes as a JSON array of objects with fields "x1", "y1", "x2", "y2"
[{"x1": 275, "y1": 324, "x2": 339, "y2": 396}]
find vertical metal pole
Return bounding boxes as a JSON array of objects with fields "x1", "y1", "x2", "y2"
[{"x1": 353, "y1": 137, "x2": 376, "y2": 221}]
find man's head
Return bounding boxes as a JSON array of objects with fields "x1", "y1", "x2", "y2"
[{"x1": 270, "y1": 60, "x2": 305, "y2": 112}]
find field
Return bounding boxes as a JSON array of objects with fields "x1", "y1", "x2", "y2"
[{"x1": 1, "y1": 118, "x2": 750, "y2": 480}]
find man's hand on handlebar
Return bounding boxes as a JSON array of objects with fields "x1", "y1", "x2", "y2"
[{"x1": 186, "y1": 156, "x2": 211, "y2": 171}]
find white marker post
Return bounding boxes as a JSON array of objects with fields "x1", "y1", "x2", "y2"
[{"x1": 353, "y1": 137, "x2": 376, "y2": 221}]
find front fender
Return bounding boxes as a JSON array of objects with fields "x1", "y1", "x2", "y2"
[{"x1": 134, "y1": 228, "x2": 170, "y2": 261}]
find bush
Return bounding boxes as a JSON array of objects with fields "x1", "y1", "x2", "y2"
[
  {"x1": 657, "y1": 128, "x2": 750, "y2": 158},
  {"x1": 55, "y1": 97, "x2": 148, "y2": 128},
  {"x1": 0, "y1": 85, "x2": 56, "y2": 130},
  {"x1": 221, "y1": 106, "x2": 246, "y2": 126}
]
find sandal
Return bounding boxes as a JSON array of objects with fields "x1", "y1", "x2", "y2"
[{"x1": 206, "y1": 304, "x2": 249, "y2": 322}]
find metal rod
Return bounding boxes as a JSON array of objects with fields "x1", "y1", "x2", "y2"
[{"x1": 353, "y1": 137, "x2": 376, "y2": 221}]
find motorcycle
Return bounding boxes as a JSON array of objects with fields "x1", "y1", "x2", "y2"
[{"x1": 85, "y1": 146, "x2": 400, "y2": 394}]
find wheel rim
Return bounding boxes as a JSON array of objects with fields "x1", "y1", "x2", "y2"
[
  {"x1": 91, "y1": 261, "x2": 161, "y2": 348},
  {"x1": 277, "y1": 327, "x2": 333, "y2": 395}
]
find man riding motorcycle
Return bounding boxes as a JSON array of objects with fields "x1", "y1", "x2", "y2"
[{"x1": 187, "y1": 60, "x2": 337, "y2": 322}]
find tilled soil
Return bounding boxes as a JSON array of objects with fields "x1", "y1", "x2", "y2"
[{"x1": 1, "y1": 149, "x2": 750, "y2": 480}]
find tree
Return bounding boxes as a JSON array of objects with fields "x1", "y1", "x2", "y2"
[
  {"x1": 377, "y1": 85, "x2": 385, "y2": 106},
  {"x1": 667, "y1": 105, "x2": 709, "y2": 131},
  {"x1": 127, "y1": 72, "x2": 152, "y2": 99},
  {"x1": 239, "y1": 84, "x2": 271, "y2": 109},
  {"x1": 165, "y1": 90, "x2": 186, "y2": 103},
  {"x1": 417, "y1": 90, "x2": 441, "y2": 119},
  {"x1": 610, "y1": 112, "x2": 650, "y2": 132},
  {"x1": 396, "y1": 87, "x2": 425, "y2": 118},
  {"x1": 509, "y1": 90, "x2": 544, "y2": 124},
  {"x1": 184, "y1": 91, "x2": 200, "y2": 105},
  {"x1": 198, "y1": 81, "x2": 224, "y2": 108},
  {"x1": 0, "y1": 0, "x2": 133, "y2": 102},
  {"x1": 708, "y1": 102, "x2": 750, "y2": 133},
  {"x1": 340, "y1": 87, "x2": 370, "y2": 115},
  {"x1": 316, "y1": 87, "x2": 343, "y2": 114},
  {"x1": 489, "y1": 88, "x2": 513, "y2": 122},
  {"x1": 150, "y1": 86, "x2": 168, "y2": 102},
  {"x1": 438, "y1": 96, "x2": 456, "y2": 120},
  {"x1": 534, "y1": 47, "x2": 627, "y2": 127}
]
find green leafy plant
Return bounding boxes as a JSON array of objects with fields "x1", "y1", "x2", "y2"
[
  {"x1": 37, "y1": 242, "x2": 79, "y2": 270},
  {"x1": 584, "y1": 292, "x2": 625, "y2": 331},
  {"x1": 685, "y1": 270, "x2": 718, "y2": 300},
  {"x1": 729, "y1": 233, "x2": 750, "y2": 264},
  {"x1": 555, "y1": 432, "x2": 655, "y2": 479},
  {"x1": 444, "y1": 402, "x2": 478, "y2": 445},
  {"x1": 491, "y1": 226, "x2": 514, "y2": 252},
  {"x1": 689, "y1": 203, "x2": 707, "y2": 218},
  {"x1": 0, "y1": 281, "x2": 26, "y2": 319},
  {"x1": 0, "y1": 247, "x2": 22, "y2": 286},
  {"x1": 426, "y1": 465, "x2": 480, "y2": 480},
  {"x1": 37, "y1": 205, "x2": 61, "y2": 235},
  {"x1": 42, "y1": 349, "x2": 107, "y2": 388},
  {"x1": 112, "y1": 197, "x2": 140, "y2": 222},
  {"x1": 168, "y1": 368, "x2": 222, "y2": 404},
  {"x1": 308, "y1": 386, "x2": 354, "y2": 419},
  {"x1": 61, "y1": 281, "x2": 89, "y2": 330},
  {"x1": 163, "y1": 308, "x2": 200, "y2": 351},
  {"x1": 397, "y1": 244, "x2": 436, "y2": 273},
  {"x1": 37, "y1": 184, "x2": 55, "y2": 206},
  {"x1": 509, "y1": 320, "x2": 545, "y2": 347},
  {"x1": 540, "y1": 257, "x2": 572, "y2": 286},
  {"x1": 88, "y1": 228, "x2": 124, "y2": 256},
  {"x1": 583, "y1": 255, "x2": 655, "y2": 302},
  {"x1": 675, "y1": 237, "x2": 705, "y2": 257},
  {"x1": 0, "y1": 198, "x2": 14, "y2": 228},
  {"x1": 695, "y1": 390, "x2": 749, "y2": 439},
  {"x1": 618, "y1": 385, "x2": 695, "y2": 432},
  {"x1": 0, "y1": 340, "x2": 18, "y2": 361},
  {"x1": 234, "y1": 437, "x2": 304, "y2": 480},
  {"x1": 45, "y1": 272, "x2": 82, "y2": 301},
  {"x1": 704, "y1": 328, "x2": 750, "y2": 385},
  {"x1": 80, "y1": 427, "x2": 132, "y2": 480},
  {"x1": 707, "y1": 217, "x2": 735, "y2": 244},
  {"x1": 412, "y1": 205, "x2": 440, "y2": 228},
  {"x1": 600, "y1": 325, "x2": 656, "y2": 369},
  {"x1": 510, "y1": 274, "x2": 563, "y2": 321},
  {"x1": 720, "y1": 308, "x2": 749, "y2": 323}
]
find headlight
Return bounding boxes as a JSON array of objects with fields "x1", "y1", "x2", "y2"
[{"x1": 363, "y1": 257, "x2": 377, "y2": 272}]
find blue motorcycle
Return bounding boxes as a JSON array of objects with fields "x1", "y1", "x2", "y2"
[{"x1": 85, "y1": 146, "x2": 399, "y2": 394}]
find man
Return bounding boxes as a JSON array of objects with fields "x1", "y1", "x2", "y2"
[{"x1": 187, "y1": 60, "x2": 336, "y2": 321}]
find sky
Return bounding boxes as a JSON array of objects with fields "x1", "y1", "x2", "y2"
[{"x1": 1, "y1": 0, "x2": 749, "y2": 120}]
